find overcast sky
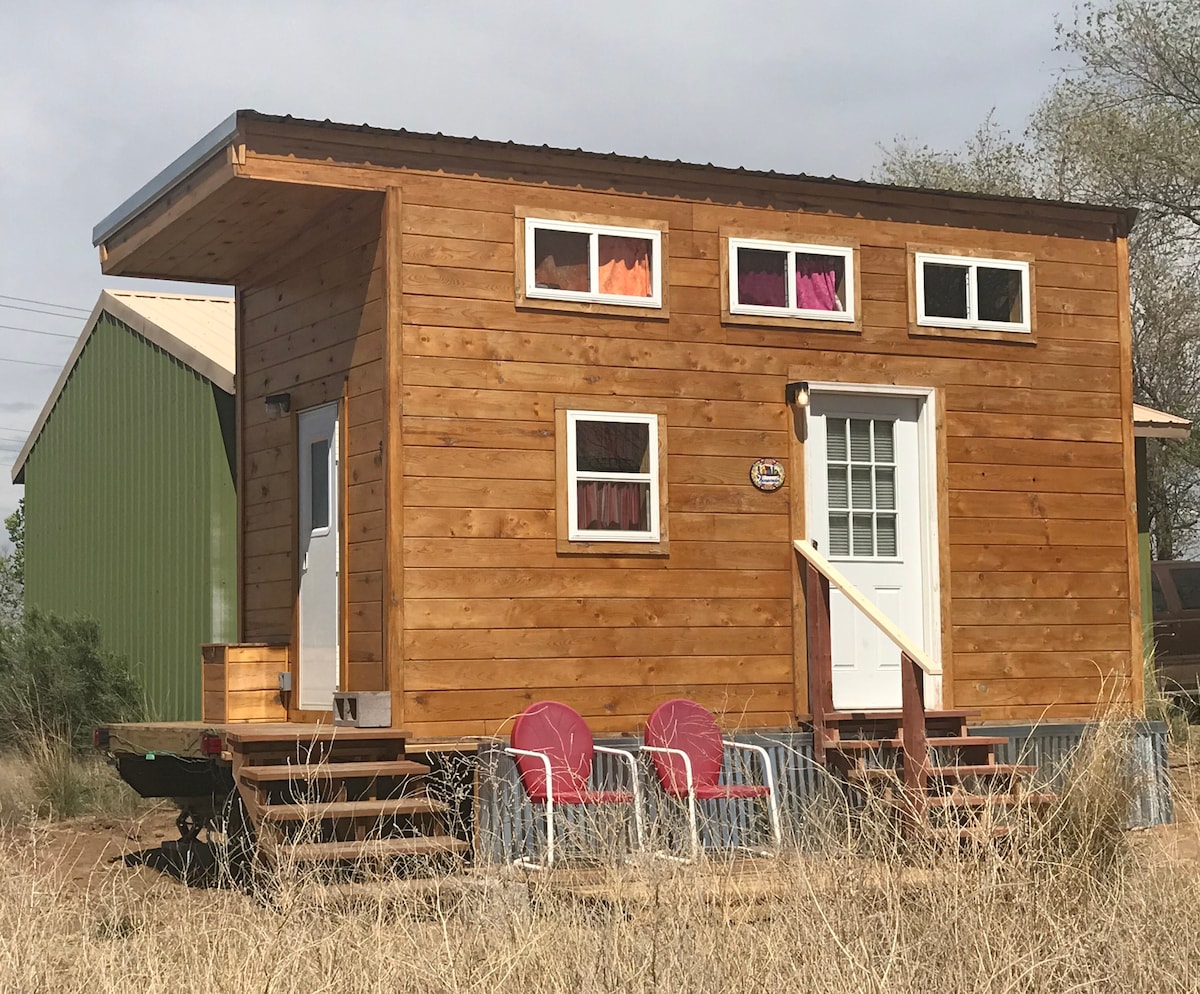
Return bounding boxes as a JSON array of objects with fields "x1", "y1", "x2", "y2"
[{"x1": 0, "y1": 0, "x2": 1073, "y2": 542}]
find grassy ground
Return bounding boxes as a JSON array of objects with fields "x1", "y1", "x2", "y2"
[{"x1": 0, "y1": 725, "x2": 1197, "y2": 993}]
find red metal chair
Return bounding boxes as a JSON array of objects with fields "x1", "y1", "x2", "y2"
[
  {"x1": 505, "y1": 701, "x2": 645, "y2": 868},
  {"x1": 643, "y1": 698, "x2": 782, "y2": 860}
]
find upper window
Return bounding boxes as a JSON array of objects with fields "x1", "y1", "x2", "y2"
[
  {"x1": 914, "y1": 252, "x2": 1031, "y2": 334},
  {"x1": 728, "y1": 238, "x2": 855, "y2": 322},
  {"x1": 565, "y1": 410, "x2": 660, "y2": 543},
  {"x1": 524, "y1": 217, "x2": 663, "y2": 308}
]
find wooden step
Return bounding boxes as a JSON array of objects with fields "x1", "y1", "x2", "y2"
[
  {"x1": 821, "y1": 709, "x2": 978, "y2": 723},
  {"x1": 272, "y1": 835, "x2": 470, "y2": 864},
  {"x1": 222, "y1": 725, "x2": 413, "y2": 745},
  {"x1": 829, "y1": 735, "x2": 1007, "y2": 751},
  {"x1": 239, "y1": 760, "x2": 429, "y2": 784},
  {"x1": 261, "y1": 798, "x2": 448, "y2": 823},
  {"x1": 925, "y1": 793, "x2": 1057, "y2": 808},
  {"x1": 850, "y1": 763, "x2": 1036, "y2": 783}
]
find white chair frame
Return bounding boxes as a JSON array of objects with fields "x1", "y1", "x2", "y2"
[
  {"x1": 504, "y1": 744, "x2": 645, "y2": 869},
  {"x1": 642, "y1": 739, "x2": 783, "y2": 861}
]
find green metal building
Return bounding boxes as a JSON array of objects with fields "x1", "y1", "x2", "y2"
[{"x1": 11, "y1": 290, "x2": 237, "y2": 720}]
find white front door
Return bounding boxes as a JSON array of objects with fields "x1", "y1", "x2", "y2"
[
  {"x1": 297, "y1": 403, "x2": 340, "y2": 712},
  {"x1": 805, "y1": 390, "x2": 934, "y2": 710}
]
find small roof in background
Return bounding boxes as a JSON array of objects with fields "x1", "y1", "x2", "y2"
[
  {"x1": 11, "y1": 290, "x2": 234, "y2": 483},
  {"x1": 1133, "y1": 403, "x2": 1192, "y2": 440}
]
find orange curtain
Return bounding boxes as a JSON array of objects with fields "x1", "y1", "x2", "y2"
[{"x1": 598, "y1": 236, "x2": 652, "y2": 297}]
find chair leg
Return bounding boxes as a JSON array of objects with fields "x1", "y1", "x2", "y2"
[
  {"x1": 515, "y1": 798, "x2": 555, "y2": 870},
  {"x1": 686, "y1": 789, "x2": 702, "y2": 861}
]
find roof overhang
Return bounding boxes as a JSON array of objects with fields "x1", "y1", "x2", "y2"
[
  {"x1": 1133, "y1": 403, "x2": 1192, "y2": 440},
  {"x1": 95, "y1": 110, "x2": 1140, "y2": 285}
]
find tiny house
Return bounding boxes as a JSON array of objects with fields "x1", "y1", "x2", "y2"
[
  {"x1": 13, "y1": 290, "x2": 236, "y2": 719},
  {"x1": 92, "y1": 111, "x2": 1144, "y2": 737}
]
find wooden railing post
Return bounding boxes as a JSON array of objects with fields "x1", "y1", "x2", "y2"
[
  {"x1": 900, "y1": 651, "x2": 929, "y2": 819},
  {"x1": 804, "y1": 558, "x2": 834, "y2": 765}
]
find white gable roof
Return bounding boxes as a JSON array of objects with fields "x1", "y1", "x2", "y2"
[{"x1": 11, "y1": 290, "x2": 235, "y2": 482}]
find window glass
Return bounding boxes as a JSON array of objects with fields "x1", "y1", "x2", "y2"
[
  {"x1": 597, "y1": 235, "x2": 653, "y2": 297},
  {"x1": 737, "y1": 247, "x2": 787, "y2": 307},
  {"x1": 575, "y1": 420, "x2": 650, "y2": 473},
  {"x1": 1151, "y1": 574, "x2": 1168, "y2": 616},
  {"x1": 794, "y1": 252, "x2": 845, "y2": 311},
  {"x1": 923, "y1": 263, "x2": 969, "y2": 319},
  {"x1": 567, "y1": 411, "x2": 659, "y2": 542},
  {"x1": 310, "y1": 439, "x2": 330, "y2": 532},
  {"x1": 533, "y1": 228, "x2": 590, "y2": 293},
  {"x1": 977, "y1": 266, "x2": 1024, "y2": 323},
  {"x1": 1173, "y1": 567, "x2": 1200, "y2": 611}
]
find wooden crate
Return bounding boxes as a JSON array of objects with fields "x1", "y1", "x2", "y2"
[{"x1": 201, "y1": 643, "x2": 289, "y2": 723}]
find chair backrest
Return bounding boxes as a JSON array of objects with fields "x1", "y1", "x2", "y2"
[
  {"x1": 644, "y1": 698, "x2": 725, "y2": 796},
  {"x1": 509, "y1": 701, "x2": 595, "y2": 802}
]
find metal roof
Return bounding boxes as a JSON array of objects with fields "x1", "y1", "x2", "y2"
[
  {"x1": 1133, "y1": 403, "x2": 1192, "y2": 440},
  {"x1": 93, "y1": 109, "x2": 1140, "y2": 250},
  {"x1": 11, "y1": 290, "x2": 234, "y2": 482}
]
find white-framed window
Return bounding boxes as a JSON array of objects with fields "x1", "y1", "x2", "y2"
[
  {"x1": 914, "y1": 252, "x2": 1031, "y2": 333},
  {"x1": 728, "y1": 237, "x2": 855, "y2": 322},
  {"x1": 565, "y1": 410, "x2": 660, "y2": 543},
  {"x1": 524, "y1": 217, "x2": 662, "y2": 308}
]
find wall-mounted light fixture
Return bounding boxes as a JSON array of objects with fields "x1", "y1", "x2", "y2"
[
  {"x1": 265, "y1": 392, "x2": 291, "y2": 418},
  {"x1": 785, "y1": 380, "x2": 810, "y2": 408}
]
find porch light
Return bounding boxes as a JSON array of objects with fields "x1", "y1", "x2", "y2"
[
  {"x1": 785, "y1": 381, "x2": 810, "y2": 408},
  {"x1": 265, "y1": 392, "x2": 291, "y2": 418}
]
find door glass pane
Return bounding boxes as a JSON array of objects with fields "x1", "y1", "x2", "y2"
[
  {"x1": 851, "y1": 466, "x2": 873, "y2": 509},
  {"x1": 828, "y1": 514, "x2": 850, "y2": 556},
  {"x1": 826, "y1": 418, "x2": 848, "y2": 460},
  {"x1": 852, "y1": 514, "x2": 875, "y2": 557},
  {"x1": 876, "y1": 515, "x2": 897, "y2": 557},
  {"x1": 923, "y1": 262, "x2": 969, "y2": 319},
  {"x1": 875, "y1": 468, "x2": 895, "y2": 510},
  {"x1": 873, "y1": 421, "x2": 894, "y2": 462},
  {"x1": 849, "y1": 419, "x2": 872, "y2": 461},
  {"x1": 310, "y1": 439, "x2": 330, "y2": 532},
  {"x1": 827, "y1": 466, "x2": 848, "y2": 508}
]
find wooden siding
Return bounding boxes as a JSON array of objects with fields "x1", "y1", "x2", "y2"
[
  {"x1": 390, "y1": 170, "x2": 1136, "y2": 734},
  {"x1": 238, "y1": 191, "x2": 387, "y2": 707}
]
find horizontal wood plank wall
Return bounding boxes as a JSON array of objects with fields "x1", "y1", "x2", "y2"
[
  {"x1": 238, "y1": 191, "x2": 388, "y2": 699},
  {"x1": 393, "y1": 170, "x2": 1134, "y2": 734}
]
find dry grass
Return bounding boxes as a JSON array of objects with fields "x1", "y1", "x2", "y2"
[{"x1": 0, "y1": 721, "x2": 1195, "y2": 993}]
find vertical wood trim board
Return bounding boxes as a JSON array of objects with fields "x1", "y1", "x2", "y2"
[
  {"x1": 384, "y1": 187, "x2": 406, "y2": 725},
  {"x1": 1117, "y1": 235, "x2": 1144, "y2": 713}
]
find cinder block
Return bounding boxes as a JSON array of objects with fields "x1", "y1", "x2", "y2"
[{"x1": 332, "y1": 691, "x2": 392, "y2": 728}]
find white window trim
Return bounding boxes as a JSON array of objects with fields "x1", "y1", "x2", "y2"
[
  {"x1": 525, "y1": 217, "x2": 663, "y2": 308},
  {"x1": 728, "y1": 237, "x2": 855, "y2": 322},
  {"x1": 914, "y1": 252, "x2": 1031, "y2": 334},
  {"x1": 566, "y1": 409, "x2": 660, "y2": 543}
]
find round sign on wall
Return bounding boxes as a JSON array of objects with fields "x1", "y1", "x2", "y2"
[{"x1": 750, "y1": 458, "x2": 784, "y2": 492}]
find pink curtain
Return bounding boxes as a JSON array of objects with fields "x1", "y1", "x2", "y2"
[
  {"x1": 795, "y1": 255, "x2": 843, "y2": 311},
  {"x1": 598, "y1": 236, "x2": 652, "y2": 297},
  {"x1": 577, "y1": 481, "x2": 649, "y2": 531},
  {"x1": 738, "y1": 268, "x2": 787, "y2": 307}
]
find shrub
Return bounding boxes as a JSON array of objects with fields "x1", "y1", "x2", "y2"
[{"x1": 0, "y1": 609, "x2": 144, "y2": 751}]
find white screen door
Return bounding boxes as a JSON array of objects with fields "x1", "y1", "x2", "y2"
[
  {"x1": 297, "y1": 403, "x2": 340, "y2": 711},
  {"x1": 806, "y1": 391, "x2": 932, "y2": 710}
]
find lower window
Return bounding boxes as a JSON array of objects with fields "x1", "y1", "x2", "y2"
[{"x1": 561, "y1": 409, "x2": 665, "y2": 547}]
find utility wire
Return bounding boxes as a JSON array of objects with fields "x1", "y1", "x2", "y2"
[
  {"x1": 0, "y1": 323, "x2": 77, "y2": 340},
  {"x1": 0, "y1": 356, "x2": 60, "y2": 368},
  {"x1": 0, "y1": 303, "x2": 85, "y2": 320},
  {"x1": 0, "y1": 294, "x2": 90, "y2": 314}
]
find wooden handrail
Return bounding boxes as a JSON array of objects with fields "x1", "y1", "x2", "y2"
[{"x1": 793, "y1": 539, "x2": 941, "y2": 677}]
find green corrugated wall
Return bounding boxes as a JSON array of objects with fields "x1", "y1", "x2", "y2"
[{"x1": 22, "y1": 314, "x2": 237, "y2": 720}]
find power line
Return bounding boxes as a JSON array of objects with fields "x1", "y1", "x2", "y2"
[
  {"x1": 0, "y1": 294, "x2": 90, "y2": 314},
  {"x1": 0, "y1": 303, "x2": 85, "y2": 320},
  {"x1": 0, "y1": 323, "x2": 77, "y2": 340},
  {"x1": 0, "y1": 428, "x2": 29, "y2": 436},
  {"x1": 0, "y1": 356, "x2": 60, "y2": 368}
]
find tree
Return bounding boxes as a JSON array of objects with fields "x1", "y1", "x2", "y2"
[
  {"x1": 874, "y1": 0, "x2": 1200, "y2": 557},
  {"x1": 0, "y1": 499, "x2": 22, "y2": 622}
]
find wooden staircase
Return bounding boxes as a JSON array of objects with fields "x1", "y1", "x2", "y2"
[
  {"x1": 818, "y1": 709, "x2": 1056, "y2": 837},
  {"x1": 796, "y1": 540, "x2": 1056, "y2": 839},
  {"x1": 222, "y1": 725, "x2": 469, "y2": 870}
]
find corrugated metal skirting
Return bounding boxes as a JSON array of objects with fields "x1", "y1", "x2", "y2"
[{"x1": 475, "y1": 722, "x2": 1173, "y2": 864}]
